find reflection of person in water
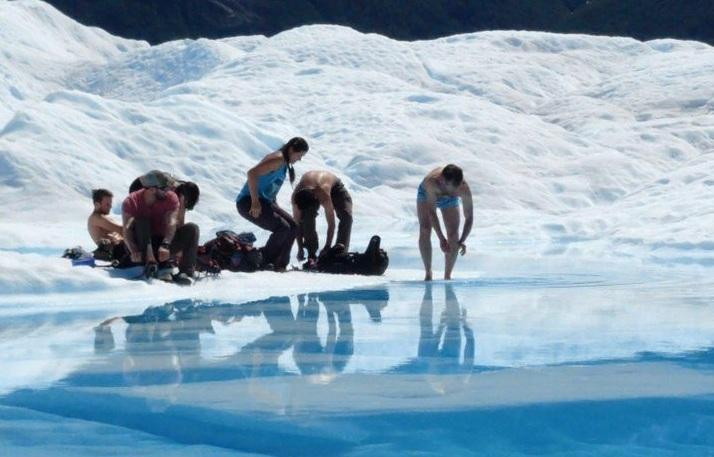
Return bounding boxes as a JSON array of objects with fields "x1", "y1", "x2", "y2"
[
  {"x1": 417, "y1": 283, "x2": 475, "y2": 374},
  {"x1": 293, "y1": 293, "x2": 354, "y2": 376},
  {"x1": 230, "y1": 295, "x2": 296, "y2": 378},
  {"x1": 91, "y1": 296, "x2": 299, "y2": 387},
  {"x1": 318, "y1": 288, "x2": 390, "y2": 323},
  {"x1": 88, "y1": 289, "x2": 387, "y2": 389},
  {"x1": 324, "y1": 296, "x2": 354, "y2": 373},
  {"x1": 291, "y1": 288, "x2": 389, "y2": 377},
  {"x1": 94, "y1": 299, "x2": 220, "y2": 386}
]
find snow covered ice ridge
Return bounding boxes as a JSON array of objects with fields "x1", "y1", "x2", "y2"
[{"x1": 1, "y1": 0, "x2": 714, "y2": 297}]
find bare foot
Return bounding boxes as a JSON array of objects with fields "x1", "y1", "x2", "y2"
[
  {"x1": 424, "y1": 272, "x2": 432, "y2": 281},
  {"x1": 444, "y1": 274, "x2": 452, "y2": 280}
]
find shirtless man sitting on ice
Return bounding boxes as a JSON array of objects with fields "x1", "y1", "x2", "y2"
[{"x1": 87, "y1": 188, "x2": 127, "y2": 262}]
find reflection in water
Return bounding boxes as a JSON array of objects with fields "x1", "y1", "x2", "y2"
[
  {"x1": 419, "y1": 283, "x2": 475, "y2": 372},
  {"x1": 87, "y1": 288, "x2": 389, "y2": 388},
  {"x1": 293, "y1": 293, "x2": 353, "y2": 377},
  {"x1": 392, "y1": 283, "x2": 475, "y2": 378},
  {"x1": 3, "y1": 282, "x2": 714, "y2": 457}
]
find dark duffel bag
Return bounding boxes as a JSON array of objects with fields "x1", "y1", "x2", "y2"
[{"x1": 313, "y1": 235, "x2": 389, "y2": 276}]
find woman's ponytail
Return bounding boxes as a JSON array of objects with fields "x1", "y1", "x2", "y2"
[{"x1": 280, "y1": 137, "x2": 309, "y2": 184}]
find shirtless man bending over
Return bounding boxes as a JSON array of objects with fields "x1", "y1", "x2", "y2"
[
  {"x1": 417, "y1": 164, "x2": 473, "y2": 281},
  {"x1": 292, "y1": 170, "x2": 353, "y2": 263}
]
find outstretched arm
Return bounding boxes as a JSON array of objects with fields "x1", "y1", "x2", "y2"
[
  {"x1": 423, "y1": 184, "x2": 447, "y2": 250},
  {"x1": 122, "y1": 212, "x2": 140, "y2": 261},
  {"x1": 459, "y1": 182, "x2": 473, "y2": 251},
  {"x1": 163, "y1": 209, "x2": 178, "y2": 245},
  {"x1": 176, "y1": 199, "x2": 186, "y2": 227}
]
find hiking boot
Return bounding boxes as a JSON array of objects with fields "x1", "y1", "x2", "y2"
[
  {"x1": 144, "y1": 262, "x2": 158, "y2": 279},
  {"x1": 157, "y1": 268, "x2": 174, "y2": 282},
  {"x1": 173, "y1": 272, "x2": 194, "y2": 286},
  {"x1": 305, "y1": 258, "x2": 318, "y2": 270}
]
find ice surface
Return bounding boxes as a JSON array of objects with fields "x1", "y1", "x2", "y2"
[
  {"x1": 1, "y1": 3, "x2": 713, "y2": 455},
  {"x1": 1, "y1": 1, "x2": 713, "y2": 296}
]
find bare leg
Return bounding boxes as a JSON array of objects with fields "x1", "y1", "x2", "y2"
[
  {"x1": 417, "y1": 201, "x2": 433, "y2": 281},
  {"x1": 418, "y1": 283, "x2": 435, "y2": 357},
  {"x1": 441, "y1": 206, "x2": 461, "y2": 280}
]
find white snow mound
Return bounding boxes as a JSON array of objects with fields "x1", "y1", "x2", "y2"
[{"x1": 1, "y1": 0, "x2": 714, "y2": 296}]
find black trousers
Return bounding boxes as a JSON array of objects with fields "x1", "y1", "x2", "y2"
[
  {"x1": 301, "y1": 180, "x2": 353, "y2": 260},
  {"x1": 237, "y1": 197, "x2": 297, "y2": 269},
  {"x1": 130, "y1": 219, "x2": 199, "y2": 274}
]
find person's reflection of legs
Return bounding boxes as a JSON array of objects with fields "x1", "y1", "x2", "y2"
[
  {"x1": 444, "y1": 283, "x2": 475, "y2": 369},
  {"x1": 419, "y1": 283, "x2": 438, "y2": 358},
  {"x1": 462, "y1": 309, "x2": 475, "y2": 368},
  {"x1": 236, "y1": 297, "x2": 295, "y2": 377},
  {"x1": 440, "y1": 283, "x2": 462, "y2": 361},
  {"x1": 325, "y1": 302, "x2": 337, "y2": 356},
  {"x1": 323, "y1": 299, "x2": 354, "y2": 373},
  {"x1": 262, "y1": 295, "x2": 295, "y2": 335},
  {"x1": 94, "y1": 316, "x2": 126, "y2": 353},
  {"x1": 294, "y1": 294, "x2": 325, "y2": 375},
  {"x1": 237, "y1": 296, "x2": 297, "y2": 409}
]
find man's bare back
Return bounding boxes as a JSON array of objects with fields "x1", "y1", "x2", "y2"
[{"x1": 294, "y1": 170, "x2": 339, "y2": 195}]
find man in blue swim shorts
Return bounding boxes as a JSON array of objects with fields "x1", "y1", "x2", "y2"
[{"x1": 417, "y1": 164, "x2": 473, "y2": 281}]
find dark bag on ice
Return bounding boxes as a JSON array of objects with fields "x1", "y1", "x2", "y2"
[
  {"x1": 196, "y1": 230, "x2": 263, "y2": 273},
  {"x1": 313, "y1": 235, "x2": 389, "y2": 276},
  {"x1": 62, "y1": 246, "x2": 95, "y2": 267}
]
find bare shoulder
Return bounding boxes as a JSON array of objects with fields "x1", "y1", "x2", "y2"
[
  {"x1": 87, "y1": 212, "x2": 100, "y2": 226},
  {"x1": 423, "y1": 167, "x2": 443, "y2": 184},
  {"x1": 255, "y1": 151, "x2": 284, "y2": 171},
  {"x1": 421, "y1": 171, "x2": 440, "y2": 192}
]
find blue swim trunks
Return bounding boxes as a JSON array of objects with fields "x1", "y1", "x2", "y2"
[{"x1": 417, "y1": 183, "x2": 460, "y2": 209}]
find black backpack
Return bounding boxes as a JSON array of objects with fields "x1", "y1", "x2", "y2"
[{"x1": 314, "y1": 235, "x2": 389, "y2": 276}]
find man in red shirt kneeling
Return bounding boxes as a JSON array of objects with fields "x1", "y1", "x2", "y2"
[{"x1": 121, "y1": 171, "x2": 199, "y2": 284}]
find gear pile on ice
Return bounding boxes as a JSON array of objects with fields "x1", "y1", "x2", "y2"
[{"x1": 306, "y1": 235, "x2": 389, "y2": 276}]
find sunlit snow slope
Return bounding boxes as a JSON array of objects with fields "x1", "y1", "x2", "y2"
[{"x1": 1, "y1": 0, "x2": 713, "y2": 281}]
